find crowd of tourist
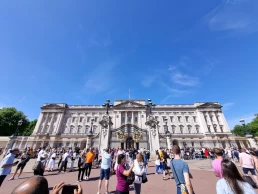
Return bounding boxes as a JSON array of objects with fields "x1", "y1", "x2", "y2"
[{"x1": 1, "y1": 145, "x2": 258, "y2": 193}]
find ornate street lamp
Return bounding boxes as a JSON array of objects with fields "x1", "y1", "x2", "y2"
[
  {"x1": 240, "y1": 119, "x2": 253, "y2": 138},
  {"x1": 164, "y1": 118, "x2": 169, "y2": 134},
  {"x1": 87, "y1": 119, "x2": 94, "y2": 137},
  {"x1": 146, "y1": 98, "x2": 156, "y2": 117},
  {"x1": 102, "y1": 99, "x2": 113, "y2": 115}
]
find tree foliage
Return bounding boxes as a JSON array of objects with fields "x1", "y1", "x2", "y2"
[
  {"x1": 22, "y1": 119, "x2": 37, "y2": 136},
  {"x1": 232, "y1": 115, "x2": 258, "y2": 137},
  {"x1": 0, "y1": 107, "x2": 30, "y2": 136}
]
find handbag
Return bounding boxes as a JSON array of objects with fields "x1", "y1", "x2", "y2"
[
  {"x1": 171, "y1": 160, "x2": 189, "y2": 194},
  {"x1": 142, "y1": 172, "x2": 148, "y2": 183},
  {"x1": 32, "y1": 161, "x2": 41, "y2": 171}
]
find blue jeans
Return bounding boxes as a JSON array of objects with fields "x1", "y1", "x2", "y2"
[
  {"x1": 156, "y1": 163, "x2": 164, "y2": 174},
  {"x1": 177, "y1": 186, "x2": 181, "y2": 194}
]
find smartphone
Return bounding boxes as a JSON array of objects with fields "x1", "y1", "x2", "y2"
[
  {"x1": 61, "y1": 185, "x2": 78, "y2": 194},
  {"x1": 14, "y1": 161, "x2": 19, "y2": 165}
]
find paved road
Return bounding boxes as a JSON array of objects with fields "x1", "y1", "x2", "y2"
[
  {"x1": 2, "y1": 161, "x2": 258, "y2": 194},
  {"x1": 1, "y1": 159, "x2": 258, "y2": 194}
]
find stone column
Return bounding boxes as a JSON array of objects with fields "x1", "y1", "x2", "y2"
[
  {"x1": 206, "y1": 112, "x2": 215, "y2": 133},
  {"x1": 219, "y1": 112, "x2": 231, "y2": 133},
  {"x1": 55, "y1": 112, "x2": 65, "y2": 134},
  {"x1": 125, "y1": 112, "x2": 127, "y2": 124},
  {"x1": 212, "y1": 112, "x2": 220, "y2": 132},
  {"x1": 132, "y1": 112, "x2": 134, "y2": 124},
  {"x1": 33, "y1": 113, "x2": 44, "y2": 135},
  {"x1": 86, "y1": 137, "x2": 92, "y2": 150},
  {"x1": 248, "y1": 138, "x2": 257, "y2": 148},
  {"x1": 196, "y1": 111, "x2": 208, "y2": 134},
  {"x1": 166, "y1": 136, "x2": 172, "y2": 149}
]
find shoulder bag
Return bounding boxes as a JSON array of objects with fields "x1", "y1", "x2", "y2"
[{"x1": 171, "y1": 160, "x2": 190, "y2": 194}]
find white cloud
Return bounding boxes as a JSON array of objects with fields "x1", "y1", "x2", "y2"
[
  {"x1": 207, "y1": 0, "x2": 258, "y2": 33},
  {"x1": 84, "y1": 60, "x2": 117, "y2": 93},
  {"x1": 222, "y1": 102, "x2": 235, "y2": 110},
  {"x1": 171, "y1": 72, "x2": 200, "y2": 86},
  {"x1": 141, "y1": 75, "x2": 157, "y2": 87},
  {"x1": 227, "y1": 113, "x2": 256, "y2": 130},
  {"x1": 168, "y1": 65, "x2": 176, "y2": 71}
]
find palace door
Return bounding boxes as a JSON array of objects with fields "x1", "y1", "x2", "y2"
[{"x1": 126, "y1": 137, "x2": 134, "y2": 149}]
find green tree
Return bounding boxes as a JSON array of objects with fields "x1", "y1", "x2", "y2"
[
  {"x1": 248, "y1": 117, "x2": 258, "y2": 136},
  {"x1": 22, "y1": 119, "x2": 37, "y2": 136},
  {"x1": 231, "y1": 125, "x2": 246, "y2": 137},
  {"x1": 0, "y1": 107, "x2": 29, "y2": 136}
]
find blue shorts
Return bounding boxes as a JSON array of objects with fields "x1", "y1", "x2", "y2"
[
  {"x1": 243, "y1": 168, "x2": 256, "y2": 175},
  {"x1": 100, "y1": 168, "x2": 110, "y2": 180}
]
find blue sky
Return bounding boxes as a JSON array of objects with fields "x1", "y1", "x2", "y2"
[{"x1": 0, "y1": 0, "x2": 258, "y2": 129}]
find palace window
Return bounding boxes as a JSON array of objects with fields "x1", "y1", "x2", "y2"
[
  {"x1": 171, "y1": 125, "x2": 176, "y2": 133},
  {"x1": 53, "y1": 115, "x2": 57, "y2": 123},
  {"x1": 200, "y1": 141, "x2": 203, "y2": 147},
  {"x1": 134, "y1": 117, "x2": 138, "y2": 123},
  {"x1": 72, "y1": 117, "x2": 76, "y2": 123},
  {"x1": 187, "y1": 125, "x2": 192, "y2": 133},
  {"x1": 155, "y1": 116, "x2": 159, "y2": 121},
  {"x1": 193, "y1": 116, "x2": 196, "y2": 122},
  {"x1": 162, "y1": 116, "x2": 167, "y2": 122},
  {"x1": 220, "y1": 125, "x2": 223, "y2": 132},
  {"x1": 66, "y1": 142, "x2": 70, "y2": 147},
  {"x1": 70, "y1": 126, "x2": 74, "y2": 133},
  {"x1": 191, "y1": 142, "x2": 194, "y2": 147},
  {"x1": 214, "y1": 124, "x2": 217, "y2": 132},
  {"x1": 210, "y1": 115, "x2": 214, "y2": 122},
  {"x1": 128, "y1": 116, "x2": 132, "y2": 123},
  {"x1": 95, "y1": 117, "x2": 98, "y2": 122},
  {"x1": 170, "y1": 116, "x2": 174, "y2": 122},
  {"x1": 85, "y1": 125, "x2": 90, "y2": 133},
  {"x1": 207, "y1": 125, "x2": 211, "y2": 133},
  {"x1": 178, "y1": 116, "x2": 181, "y2": 122},
  {"x1": 179, "y1": 125, "x2": 184, "y2": 133},
  {"x1": 87, "y1": 117, "x2": 90, "y2": 123},
  {"x1": 121, "y1": 116, "x2": 125, "y2": 123},
  {"x1": 79, "y1": 117, "x2": 83, "y2": 122},
  {"x1": 204, "y1": 116, "x2": 208, "y2": 122},
  {"x1": 78, "y1": 125, "x2": 82, "y2": 133},
  {"x1": 195, "y1": 125, "x2": 200, "y2": 133},
  {"x1": 185, "y1": 116, "x2": 189, "y2": 123}
]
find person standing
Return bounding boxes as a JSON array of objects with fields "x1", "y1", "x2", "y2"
[
  {"x1": 239, "y1": 148, "x2": 258, "y2": 187},
  {"x1": 170, "y1": 145, "x2": 194, "y2": 194},
  {"x1": 115, "y1": 154, "x2": 134, "y2": 194},
  {"x1": 212, "y1": 148, "x2": 223, "y2": 179},
  {"x1": 77, "y1": 152, "x2": 86, "y2": 182},
  {"x1": 133, "y1": 153, "x2": 145, "y2": 194},
  {"x1": 59, "y1": 150, "x2": 70, "y2": 173},
  {"x1": 155, "y1": 150, "x2": 163, "y2": 175},
  {"x1": 84, "y1": 147, "x2": 95, "y2": 180},
  {"x1": 216, "y1": 159, "x2": 255, "y2": 194},
  {"x1": 69, "y1": 151, "x2": 77, "y2": 172},
  {"x1": 0, "y1": 148, "x2": 19, "y2": 187},
  {"x1": 9, "y1": 151, "x2": 30, "y2": 180},
  {"x1": 97, "y1": 149, "x2": 112, "y2": 194},
  {"x1": 47, "y1": 150, "x2": 57, "y2": 172}
]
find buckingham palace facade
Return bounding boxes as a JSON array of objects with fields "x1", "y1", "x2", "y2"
[{"x1": 13, "y1": 99, "x2": 248, "y2": 153}]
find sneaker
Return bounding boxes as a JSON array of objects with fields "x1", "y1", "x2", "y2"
[{"x1": 8, "y1": 177, "x2": 14, "y2": 181}]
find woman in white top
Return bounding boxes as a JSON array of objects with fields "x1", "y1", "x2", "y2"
[
  {"x1": 216, "y1": 159, "x2": 256, "y2": 194},
  {"x1": 47, "y1": 150, "x2": 56, "y2": 171},
  {"x1": 133, "y1": 153, "x2": 146, "y2": 194}
]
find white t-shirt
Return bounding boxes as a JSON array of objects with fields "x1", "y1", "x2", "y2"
[
  {"x1": 37, "y1": 150, "x2": 46, "y2": 161},
  {"x1": 50, "y1": 153, "x2": 56, "y2": 160},
  {"x1": 62, "y1": 153, "x2": 70, "y2": 162}
]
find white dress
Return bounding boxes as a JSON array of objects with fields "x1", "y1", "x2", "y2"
[
  {"x1": 70, "y1": 153, "x2": 77, "y2": 169},
  {"x1": 47, "y1": 153, "x2": 56, "y2": 169}
]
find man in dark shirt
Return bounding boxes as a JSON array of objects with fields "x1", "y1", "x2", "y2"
[{"x1": 9, "y1": 151, "x2": 30, "y2": 180}]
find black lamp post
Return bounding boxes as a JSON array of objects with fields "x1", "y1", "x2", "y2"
[
  {"x1": 240, "y1": 119, "x2": 252, "y2": 138},
  {"x1": 164, "y1": 118, "x2": 169, "y2": 134},
  {"x1": 146, "y1": 98, "x2": 156, "y2": 117},
  {"x1": 102, "y1": 99, "x2": 113, "y2": 115},
  {"x1": 88, "y1": 118, "x2": 94, "y2": 136}
]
